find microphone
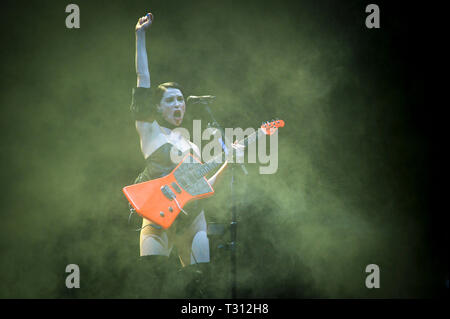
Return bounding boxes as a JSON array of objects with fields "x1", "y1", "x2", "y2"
[{"x1": 187, "y1": 95, "x2": 216, "y2": 105}]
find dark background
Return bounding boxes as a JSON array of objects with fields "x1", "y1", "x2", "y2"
[{"x1": 0, "y1": 0, "x2": 446, "y2": 298}]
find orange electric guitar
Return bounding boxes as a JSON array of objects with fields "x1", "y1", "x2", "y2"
[{"x1": 123, "y1": 119, "x2": 285, "y2": 229}]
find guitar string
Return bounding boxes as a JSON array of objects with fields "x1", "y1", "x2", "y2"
[
  {"x1": 178, "y1": 129, "x2": 261, "y2": 189},
  {"x1": 136, "y1": 128, "x2": 269, "y2": 227},
  {"x1": 166, "y1": 129, "x2": 268, "y2": 224}
]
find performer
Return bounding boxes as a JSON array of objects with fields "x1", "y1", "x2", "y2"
[{"x1": 129, "y1": 12, "x2": 228, "y2": 297}]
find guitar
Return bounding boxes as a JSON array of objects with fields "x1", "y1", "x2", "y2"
[{"x1": 122, "y1": 119, "x2": 285, "y2": 229}]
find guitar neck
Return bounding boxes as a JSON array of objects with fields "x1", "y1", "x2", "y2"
[{"x1": 197, "y1": 128, "x2": 265, "y2": 176}]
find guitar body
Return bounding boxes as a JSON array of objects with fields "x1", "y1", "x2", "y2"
[{"x1": 122, "y1": 154, "x2": 214, "y2": 229}]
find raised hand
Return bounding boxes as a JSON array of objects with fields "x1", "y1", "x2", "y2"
[{"x1": 135, "y1": 13, "x2": 153, "y2": 33}]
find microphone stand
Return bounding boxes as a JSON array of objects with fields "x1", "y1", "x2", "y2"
[
  {"x1": 230, "y1": 164, "x2": 238, "y2": 299},
  {"x1": 189, "y1": 96, "x2": 247, "y2": 299}
]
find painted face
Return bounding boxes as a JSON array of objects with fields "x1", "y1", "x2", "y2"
[{"x1": 157, "y1": 88, "x2": 186, "y2": 126}]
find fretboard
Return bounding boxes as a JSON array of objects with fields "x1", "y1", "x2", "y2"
[{"x1": 193, "y1": 128, "x2": 266, "y2": 178}]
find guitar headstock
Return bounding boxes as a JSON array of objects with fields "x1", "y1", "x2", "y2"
[{"x1": 261, "y1": 119, "x2": 285, "y2": 135}]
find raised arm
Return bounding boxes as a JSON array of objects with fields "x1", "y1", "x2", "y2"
[
  {"x1": 133, "y1": 13, "x2": 155, "y2": 157},
  {"x1": 135, "y1": 13, "x2": 153, "y2": 88}
]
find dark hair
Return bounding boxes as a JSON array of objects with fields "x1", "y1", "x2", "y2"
[
  {"x1": 154, "y1": 82, "x2": 185, "y2": 106},
  {"x1": 130, "y1": 81, "x2": 187, "y2": 124}
]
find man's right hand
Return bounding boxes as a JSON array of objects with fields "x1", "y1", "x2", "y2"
[{"x1": 135, "y1": 13, "x2": 153, "y2": 33}]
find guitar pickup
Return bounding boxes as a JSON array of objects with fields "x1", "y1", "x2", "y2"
[
  {"x1": 171, "y1": 182, "x2": 182, "y2": 194},
  {"x1": 161, "y1": 185, "x2": 176, "y2": 200}
]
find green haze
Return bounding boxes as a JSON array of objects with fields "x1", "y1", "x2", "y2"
[{"x1": 0, "y1": 0, "x2": 439, "y2": 298}]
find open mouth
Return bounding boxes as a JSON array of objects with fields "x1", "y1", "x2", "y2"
[{"x1": 173, "y1": 110, "x2": 182, "y2": 119}]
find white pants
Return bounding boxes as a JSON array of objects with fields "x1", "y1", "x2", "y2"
[{"x1": 140, "y1": 210, "x2": 210, "y2": 267}]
